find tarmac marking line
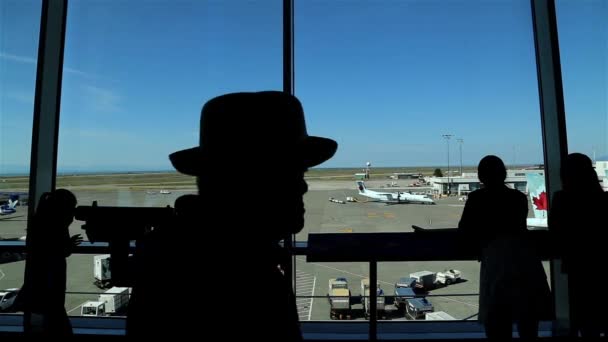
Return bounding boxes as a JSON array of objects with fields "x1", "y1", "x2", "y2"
[
  {"x1": 296, "y1": 280, "x2": 316, "y2": 285},
  {"x1": 0, "y1": 268, "x2": 5, "y2": 281},
  {"x1": 67, "y1": 301, "x2": 89, "y2": 315},
  {"x1": 308, "y1": 276, "x2": 316, "y2": 321}
]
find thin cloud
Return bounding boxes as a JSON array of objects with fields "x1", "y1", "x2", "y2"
[
  {"x1": 83, "y1": 85, "x2": 123, "y2": 113},
  {"x1": 6, "y1": 91, "x2": 34, "y2": 104},
  {"x1": 0, "y1": 52, "x2": 37, "y2": 64},
  {"x1": 61, "y1": 127, "x2": 133, "y2": 141},
  {"x1": 1, "y1": 51, "x2": 101, "y2": 79}
]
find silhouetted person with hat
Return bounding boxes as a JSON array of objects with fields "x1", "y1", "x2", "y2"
[
  {"x1": 549, "y1": 153, "x2": 608, "y2": 337},
  {"x1": 458, "y1": 155, "x2": 551, "y2": 339},
  {"x1": 127, "y1": 91, "x2": 337, "y2": 340},
  {"x1": 20, "y1": 189, "x2": 82, "y2": 336}
]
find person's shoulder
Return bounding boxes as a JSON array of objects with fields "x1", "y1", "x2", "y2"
[
  {"x1": 507, "y1": 187, "x2": 526, "y2": 199},
  {"x1": 468, "y1": 189, "x2": 484, "y2": 198},
  {"x1": 594, "y1": 191, "x2": 608, "y2": 205},
  {"x1": 465, "y1": 189, "x2": 483, "y2": 202}
]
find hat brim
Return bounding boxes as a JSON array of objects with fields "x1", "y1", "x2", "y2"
[{"x1": 169, "y1": 136, "x2": 337, "y2": 176}]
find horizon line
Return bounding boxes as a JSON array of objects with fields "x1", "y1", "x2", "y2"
[{"x1": 0, "y1": 163, "x2": 545, "y2": 177}]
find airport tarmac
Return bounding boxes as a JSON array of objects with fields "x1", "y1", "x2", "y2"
[{"x1": 1, "y1": 179, "x2": 550, "y2": 320}]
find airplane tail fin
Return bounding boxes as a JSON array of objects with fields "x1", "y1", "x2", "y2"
[
  {"x1": 7, "y1": 199, "x2": 18, "y2": 209},
  {"x1": 356, "y1": 181, "x2": 366, "y2": 194},
  {"x1": 526, "y1": 173, "x2": 547, "y2": 220}
]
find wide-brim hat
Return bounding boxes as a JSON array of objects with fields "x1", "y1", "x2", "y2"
[{"x1": 169, "y1": 91, "x2": 337, "y2": 175}]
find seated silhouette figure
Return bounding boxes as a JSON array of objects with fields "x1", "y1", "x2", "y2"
[
  {"x1": 458, "y1": 155, "x2": 551, "y2": 339},
  {"x1": 126, "y1": 91, "x2": 337, "y2": 340},
  {"x1": 549, "y1": 153, "x2": 608, "y2": 337},
  {"x1": 20, "y1": 189, "x2": 82, "y2": 336}
]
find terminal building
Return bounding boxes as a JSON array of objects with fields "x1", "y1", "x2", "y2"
[
  {"x1": 390, "y1": 173, "x2": 423, "y2": 180},
  {"x1": 428, "y1": 169, "x2": 545, "y2": 196},
  {"x1": 429, "y1": 161, "x2": 608, "y2": 196}
]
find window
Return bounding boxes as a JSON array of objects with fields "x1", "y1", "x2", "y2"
[
  {"x1": 55, "y1": 0, "x2": 281, "y2": 316},
  {"x1": 0, "y1": 0, "x2": 40, "y2": 239},
  {"x1": 556, "y1": 0, "x2": 607, "y2": 182},
  {"x1": 0, "y1": 0, "x2": 41, "y2": 302},
  {"x1": 295, "y1": 0, "x2": 547, "y2": 322}
]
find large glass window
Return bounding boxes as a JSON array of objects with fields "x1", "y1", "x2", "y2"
[
  {"x1": 0, "y1": 0, "x2": 40, "y2": 274},
  {"x1": 58, "y1": 0, "x2": 281, "y2": 231},
  {"x1": 556, "y1": 0, "x2": 607, "y2": 185},
  {"x1": 295, "y1": 0, "x2": 547, "y2": 321},
  {"x1": 53, "y1": 0, "x2": 282, "y2": 320}
]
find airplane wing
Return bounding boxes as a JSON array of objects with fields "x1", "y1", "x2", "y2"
[
  {"x1": 380, "y1": 193, "x2": 395, "y2": 201},
  {"x1": 380, "y1": 193, "x2": 410, "y2": 204}
]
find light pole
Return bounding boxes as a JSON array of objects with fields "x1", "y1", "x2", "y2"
[
  {"x1": 442, "y1": 134, "x2": 453, "y2": 195},
  {"x1": 457, "y1": 138, "x2": 463, "y2": 175}
]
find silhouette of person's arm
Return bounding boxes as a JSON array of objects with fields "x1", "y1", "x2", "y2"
[
  {"x1": 548, "y1": 191, "x2": 568, "y2": 272},
  {"x1": 64, "y1": 233, "x2": 82, "y2": 258},
  {"x1": 517, "y1": 191, "x2": 529, "y2": 229},
  {"x1": 458, "y1": 192, "x2": 480, "y2": 234},
  {"x1": 458, "y1": 192, "x2": 483, "y2": 258},
  {"x1": 548, "y1": 191, "x2": 565, "y2": 233}
]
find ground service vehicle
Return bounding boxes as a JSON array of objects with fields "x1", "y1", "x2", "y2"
[
  {"x1": 0, "y1": 288, "x2": 19, "y2": 312},
  {"x1": 409, "y1": 271, "x2": 437, "y2": 289},
  {"x1": 328, "y1": 277, "x2": 351, "y2": 320},
  {"x1": 361, "y1": 278, "x2": 386, "y2": 320},
  {"x1": 81, "y1": 287, "x2": 130, "y2": 317},
  {"x1": 425, "y1": 311, "x2": 456, "y2": 320},
  {"x1": 94, "y1": 254, "x2": 112, "y2": 289},
  {"x1": 393, "y1": 277, "x2": 417, "y2": 308},
  {"x1": 435, "y1": 269, "x2": 461, "y2": 286},
  {"x1": 405, "y1": 297, "x2": 434, "y2": 320}
]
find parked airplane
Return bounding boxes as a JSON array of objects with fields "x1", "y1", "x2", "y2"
[
  {"x1": 0, "y1": 198, "x2": 18, "y2": 216},
  {"x1": 356, "y1": 181, "x2": 435, "y2": 205},
  {"x1": 526, "y1": 173, "x2": 547, "y2": 229}
]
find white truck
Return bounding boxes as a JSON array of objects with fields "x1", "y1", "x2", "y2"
[
  {"x1": 425, "y1": 311, "x2": 457, "y2": 320},
  {"x1": 328, "y1": 278, "x2": 351, "y2": 320},
  {"x1": 435, "y1": 269, "x2": 462, "y2": 286},
  {"x1": 361, "y1": 278, "x2": 386, "y2": 320},
  {"x1": 94, "y1": 254, "x2": 112, "y2": 289},
  {"x1": 409, "y1": 271, "x2": 437, "y2": 290},
  {"x1": 81, "y1": 287, "x2": 130, "y2": 317}
]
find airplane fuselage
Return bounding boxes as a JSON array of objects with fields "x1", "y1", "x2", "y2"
[{"x1": 356, "y1": 181, "x2": 435, "y2": 204}]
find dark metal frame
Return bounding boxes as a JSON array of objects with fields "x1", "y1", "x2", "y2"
[
  {"x1": 27, "y1": 0, "x2": 68, "y2": 218},
  {"x1": 531, "y1": 0, "x2": 569, "y2": 335}
]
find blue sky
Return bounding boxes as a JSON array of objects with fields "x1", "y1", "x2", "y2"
[{"x1": 1, "y1": 0, "x2": 606, "y2": 173}]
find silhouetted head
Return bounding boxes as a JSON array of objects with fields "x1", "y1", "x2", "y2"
[
  {"x1": 169, "y1": 91, "x2": 337, "y2": 239},
  {"x1": 35, "y1": 189, "x2": 77, "y2": 232},
  {"x1": 561, "y1": 153, "x2": 601, "y2": 193},
  {"x1": 478, "y1": 155, "x2": 507, "y2": 188}
]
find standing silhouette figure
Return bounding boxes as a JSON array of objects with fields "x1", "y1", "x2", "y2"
[
  {"x1": 549, "y1": 153, "x2": 608, "y2": 337},
  {"x1": 126, "y1": 91, "x2": 337, "y2": 340},
  {"x1": 20, "y1": 189, "x2": 82, "y2": 336},
  {"x1": 458, "y1": 155, "x2": 551, "y2": 339}
]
